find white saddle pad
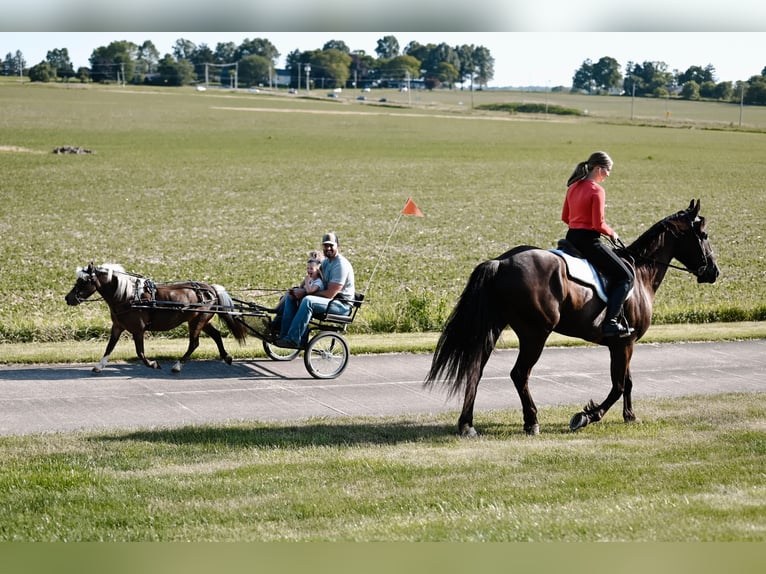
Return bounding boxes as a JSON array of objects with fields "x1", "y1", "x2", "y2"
[{"x1": 550, "y1": 249, "x2": 608, "y2": 302}]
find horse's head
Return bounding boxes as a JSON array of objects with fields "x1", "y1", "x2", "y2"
[
  {"x1": 64, "y1": 262, "x2": 124, "y2": 305},
  {"x1": 667, "y1": 199, "x2": 720, "y2": 284}
]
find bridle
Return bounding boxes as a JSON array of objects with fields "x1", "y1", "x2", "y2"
[{"x1": 612, "y1": 218, "x2": 712, "y2": 278}]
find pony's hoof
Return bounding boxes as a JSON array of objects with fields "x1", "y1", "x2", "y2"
[
  {"x1": 149, "y1": 361, "x2": 161, "y2": 370},
  {"x1": 525, "y1": 424, "x2": 540, "y2": 436},
  {"x1": 460, "y1": 426, "x2": 479, "y2": 438},
  {"x1": 223, "y1": 355, "x2": 233, "y2": 366},
  {"x1": 569, "y1": 412, "x2": 589, "y2": 431},
  {"x1": 91, "y1": 367, "x2": 102, "y2": 374},
  {"x1": 171, "y1": 362, "x2": 182, "y2": 373}
]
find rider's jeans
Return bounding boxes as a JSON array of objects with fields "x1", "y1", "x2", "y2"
[{"x1": 280, "y1": 296, "x2": 351, "y2": 344}]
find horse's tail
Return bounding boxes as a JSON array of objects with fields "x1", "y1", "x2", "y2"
[
  {"x1": 424, "y1": 259, "x2": 505, "y2": 398},
  {"x1": 213, "y1": 286, "x2": 248, "y2": 344}
]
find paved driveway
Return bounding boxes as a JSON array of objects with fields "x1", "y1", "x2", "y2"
[{"x1": 0, "y1": 340, "x2": 763, "y2": 435}]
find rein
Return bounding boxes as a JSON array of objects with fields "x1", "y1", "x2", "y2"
[{"x1": 610, "y1": 230, "x2": 706, "y2": 277}]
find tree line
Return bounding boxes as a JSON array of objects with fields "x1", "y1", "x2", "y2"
[
  {"x1": 571, "y1": 56, "x2": 766, "y2": 105},
  {"x1": 1, "y1": 35, "x2": 495, "y2": 91}
]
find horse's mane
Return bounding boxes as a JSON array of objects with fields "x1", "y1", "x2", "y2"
[{"x1": 624, "y1": 210, "x2": 685, "y2": 259}]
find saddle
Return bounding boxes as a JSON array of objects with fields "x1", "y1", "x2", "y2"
[{"x1": 551, "y1": 239, "x2": 632, "y2": 303}]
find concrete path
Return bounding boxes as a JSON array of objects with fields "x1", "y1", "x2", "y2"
[{"x1": 0, "y1": 340, "x2": 764, "y2": 436}]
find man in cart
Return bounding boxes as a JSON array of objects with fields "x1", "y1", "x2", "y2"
[{"x1": 276, "y1": 232, "x2": 356, "y2": 349}]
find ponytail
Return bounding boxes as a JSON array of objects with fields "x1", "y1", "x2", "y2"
[
  {"x1": 566, "y1": 151, "x2": 613, "y2": 186},
  {"x1": 567, "y1": 161, "x2": 590, "y2": 186}
]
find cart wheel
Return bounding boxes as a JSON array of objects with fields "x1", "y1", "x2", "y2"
[
  {"x1": 304, "y1": 332, "x2": 349, "y2": 379},
  {"x1": 263, "y1": 340, "x2": 300, "y2": 361}
]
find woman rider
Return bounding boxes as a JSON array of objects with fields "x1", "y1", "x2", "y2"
[{"x1": 561, "y1": 151, "x2": 634, "y2": 338}]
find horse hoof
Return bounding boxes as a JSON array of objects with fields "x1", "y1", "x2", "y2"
[
  {"x1": 223, "y1": 355, "x2": 233, "y2": 365},
  {"x1": 569, "y1": 412, "x2": 589, "y2": 432},
  {"x1": 460, "y1": 426, "x2": 479, "y2": 438},
  {"x1": 525, "y1": 424, "x2": 540, "y2": 436},
  {"x1": 171, "y1": 362, "x2": 182, "y2": 373},
  {"x1": 91, "y1": 367, "x2": 101, "y2": 374}
]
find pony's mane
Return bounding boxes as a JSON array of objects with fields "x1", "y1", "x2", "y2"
[{"x1": 77, "y1": 263, "x2": 135, "y2": 302}]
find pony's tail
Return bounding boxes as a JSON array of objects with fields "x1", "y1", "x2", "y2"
[
  {"x1": 424, "y1": 259, "x2": 504, "y2": 398},
  {"x1": 214, "y1": 286, "x2": 248, "y2": 344}
]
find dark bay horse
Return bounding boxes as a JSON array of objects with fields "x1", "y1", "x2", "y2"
[
  {"x1": 425, "y1": 200, "x2": 719, "y2": 436},
  {"x1": 65, "y1": 263, "x2": 247, "y2": 373}
]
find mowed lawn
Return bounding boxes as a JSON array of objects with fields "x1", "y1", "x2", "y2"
[{"x1": 1, "y1": 81, "x2": 764, "y2": 344}]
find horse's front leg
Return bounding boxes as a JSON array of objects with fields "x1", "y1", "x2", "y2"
[
  {"x1": 93, "y1": 324, "x2": 124, "y2": 373},
  {"x1": 570, "y1": 341, "x2": 633, "y2": 431},
  {"x1": 171, "y1": 317, "x2": 207, "y2": 373},
  {"x1": 622, "y1": 366, "x2": 641, "y2": 423},
  {"x1": 133, "y1": 331, "x2": 161, "y2": 370}
]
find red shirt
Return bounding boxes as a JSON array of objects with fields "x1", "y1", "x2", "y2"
[{"x1": 561, "y1": 179, "x2": 615, "y2": 237}]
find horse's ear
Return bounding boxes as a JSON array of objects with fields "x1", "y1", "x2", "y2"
[{"x1": 687, "y1": 199, "x2": 700, "y2": 218}]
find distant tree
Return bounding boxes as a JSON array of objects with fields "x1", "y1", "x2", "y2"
[
  {"x1": 156, "y1": 54, "x2": 194, "y2": 86},
  {"x1": 380, "y1": 54, "x2": 421, "y2": 86},
  {"x1": 322, "y1": 40, "x2": 350, "y2": 53},
  {"x1": 236, "y1": 38, "x2": 280, "y2": 62},
  {"x1": 473, "y1": 46, "x2": 494, "y2": 87},
  {"x1": 89, "y1": 41, "x2": 138, "y2": 83},
  {"x1": 46, "y1": 48, "x2": 74, "y2": 80},
  {"x1": 172, "y1": 39, "x2": 197, "y2": 61},
  {"x1": 349, "y1": 51, "x2": 376, "y2": 89},
  {"x1": 624, "y1": 61, "x2": 673, "y2": 97},
  {"x1": 572, "y1": 56, "x2": 620, "y2": 93},
  {"x1": 238, "y1": 54, "x2": 271, "y2": 86},
  {"x1": 699, "y1": 80, "x2": 717, "y2": 99},
  {"x1": 713, "y1": 81, "x2": 733, "y2": 101},
  {"x1": 591, "y1": 57, "x2": 621, "y2": 92},
  {"x1": 572, "y1": 59, "x2": 595, "y2": 93},
  {"x1": 678, "y1": 64, "x2": 716, "y2": 85},
  {"x1": 214, "y1": 42, "x2": 238, "y2": 64},
  {"x1": 4, "y1": 50, "x2": 26, "y2": 76},
  {"x1": 2, "y1": 52, "x2": 16, "y2": 76},
  {"x1": 680, "y1": 80, "x2": 700, "y2": 100},
  {"x1": 28, "y1": 61, "x2": 57, "y2": 82},
  {"x1": 744, "y1": 75, "x2": 766, "y2": 105},
  {"x1": 376, "y1": 35, "x2": 400, "y2": 59},
  {"x1": 76, "y1": 67, "x2": 90, "y2": 83},
  {"x1": 135, "y1": 40, "x2": 160, "y2": 81},
  {"x1": 306, "y1": 48, "x2": 352, "y2": 89}
]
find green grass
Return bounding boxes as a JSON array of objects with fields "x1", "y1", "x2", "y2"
[
  {"x1": 0, "y1": 392, "x2": 763, "y2": 541},
  {"x1": 1, "y1": 82, "x2": 765, "y2": 345}
]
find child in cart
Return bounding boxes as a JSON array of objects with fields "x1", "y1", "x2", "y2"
[{"x1": 270, "y1": 250, "x2": 325, "y2": 332}]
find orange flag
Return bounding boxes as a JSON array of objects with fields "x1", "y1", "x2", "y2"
[{"x1": 401, "y1": 197, "x2": 424, "y2": 217}]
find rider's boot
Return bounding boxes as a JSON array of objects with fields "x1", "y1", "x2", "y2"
[{"x1": 602, "y1": 280, "x2": 634, "y2": 338}]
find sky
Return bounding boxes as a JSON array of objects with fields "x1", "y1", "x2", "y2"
[
  {"x1": 2, "y1": 2, "x2": 764, "y2": 87},
  {"x1": 2, "y1": 31, "x2": 765, "y2": 88}
]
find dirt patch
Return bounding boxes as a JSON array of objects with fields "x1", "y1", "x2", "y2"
[{"x1": 0, "y1": 145, "x2": 43, "y2": 154}]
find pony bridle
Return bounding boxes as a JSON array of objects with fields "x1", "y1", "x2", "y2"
[
  {"x1": 661, "y1": 218, "x2": 712, "y2": 277},
  {"x1": 72, "y1": 266, "x2": 110, "y2": 303}
]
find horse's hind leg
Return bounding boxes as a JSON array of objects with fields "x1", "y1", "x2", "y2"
[
  {"x1": 511, "y1": 331, "x2": 548, "y2": 435},
  {"x1": 202, "y1": 322, "x2": 232, "y2": 365},
  {"x1": 133, "y1": 332, "x2": 161, "y2": 370}
]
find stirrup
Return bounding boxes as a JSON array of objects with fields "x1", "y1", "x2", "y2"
[{"x1": 602, "y1": 319, "x2": 634, "y2": 338}]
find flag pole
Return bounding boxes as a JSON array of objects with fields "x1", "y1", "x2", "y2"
[{"x1": 363, "y1": 210, "x2": 404, "y2": 295}]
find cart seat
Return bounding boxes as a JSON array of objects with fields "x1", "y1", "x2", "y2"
[{"x1": 317, "y1": 292, "x2": 365, "y2": 324}]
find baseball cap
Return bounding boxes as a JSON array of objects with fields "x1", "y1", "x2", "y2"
[{"x1": 322, "y1": 232, "x2": 338, "y2": 246}]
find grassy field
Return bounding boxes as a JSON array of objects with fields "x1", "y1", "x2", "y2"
[
  {"x1": 0, "y1": 392, "x2": 763, "y2": 541},
  {"x1": 1, "y1": 81, "x2": 765, "y2": 346}
]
